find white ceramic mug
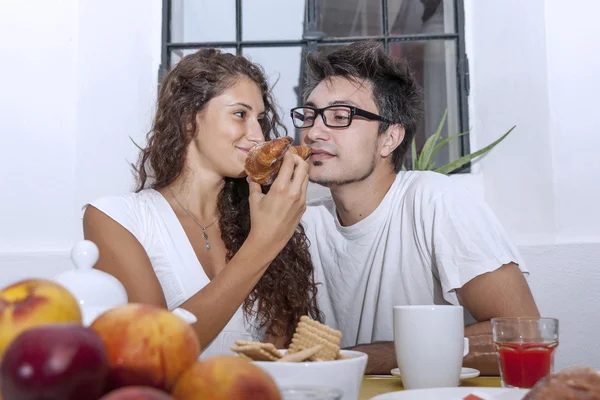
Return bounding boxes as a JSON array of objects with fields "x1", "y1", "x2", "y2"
[{"x1": 393, "y1": 305, "x2": 469, "y2": 390}]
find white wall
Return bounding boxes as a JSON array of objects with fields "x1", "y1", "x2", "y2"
[
  {"x1": 0, "y1": 0, "x2": 79, "y2": 253},
  {"x1": 1, "y1": 0, "x2": 598, "y2": 371},
  {"x1": 0, "y1": 0, "x2": 162, "y2": 279},
  {"x1": 464, "y1": 0, "x2": 600, "y2": 371},
  {"x1": 544, "y1": 0, "x2": 600, "y2": 242}
]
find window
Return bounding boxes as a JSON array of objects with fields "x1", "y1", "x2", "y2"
[{"x1": 162, "y1": 0, "x2": 470, "y2": 169}]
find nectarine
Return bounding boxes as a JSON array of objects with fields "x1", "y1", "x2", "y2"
[
  {"x1": 0, "y1": 279, "x2": 82, "y2": 359},
  {"x1": 100, "y1": 386, "x2": 173, "y2": 399},
  {"x1": 90, "y1": 303, "x2": 200, "y2": 392},
  {"x1": 172, "y1": 356, "x2": 282, "y2": 400}
]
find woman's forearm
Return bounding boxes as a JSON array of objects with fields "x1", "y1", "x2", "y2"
[{"x1": 179, "y1": 234, "x2": 277, "y2": 349}]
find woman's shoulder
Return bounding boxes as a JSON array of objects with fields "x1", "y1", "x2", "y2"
[
  {"x1": 86, "y1": 189, "x2": 159, "y2": 216},
  {"x1": 87, "y1": 189, "x2": 157, "y2": 211},
  {"x1": 83, "y1": 189, "x2": 163, "y2": 236}
]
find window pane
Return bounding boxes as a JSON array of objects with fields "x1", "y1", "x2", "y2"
[
  {"x1": 169, "y1": 48, "x2": 236, "y2": 68},
  {"x1": 317, "y1": 0, "x2": 382, "y2": 37},
  {"x1": 242, "y1": 47, "x2": 304, "y2": 142},
  {"x1": 389, "y1": 40, "x2": 460, "y2": 169},
  {"x1": 170, "y1": 0, "x2": 236, "y2": 43},
  {"x1": 243, "y1": 0, "x2": 305, "y2": 40},
  {"x1": 389, "y1": 0, "x2": 456, "y2": 36}
]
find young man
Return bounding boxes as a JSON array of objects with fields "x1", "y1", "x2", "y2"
[{"x1": 295, "y1": 41, "x2": 540, "y2": 375}]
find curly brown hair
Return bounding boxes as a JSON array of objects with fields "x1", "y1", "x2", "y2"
[{"x1": 133, "y1": 48, "x2": 322, "y2": 340}]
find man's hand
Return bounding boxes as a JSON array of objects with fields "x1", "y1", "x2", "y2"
[{"x1": 346, "y1": 342, "x2": 397, "y2": 375}]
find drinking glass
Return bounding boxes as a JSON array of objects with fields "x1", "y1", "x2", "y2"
[{"x1": 491, "y1": 317, "x2": 559, "y2": 389}]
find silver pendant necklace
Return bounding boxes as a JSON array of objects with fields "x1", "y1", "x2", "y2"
[{"x1": 169, "y1": 188, "x2": 219, "y2": 250}]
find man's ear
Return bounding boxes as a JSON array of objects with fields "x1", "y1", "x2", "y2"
[{"x1": 380, "y1": 124, "x2": 405, "y2": 158}]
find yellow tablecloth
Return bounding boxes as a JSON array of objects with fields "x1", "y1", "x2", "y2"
[{"x1": 359, "y1": 376, "x2": 501, "y2": 400}]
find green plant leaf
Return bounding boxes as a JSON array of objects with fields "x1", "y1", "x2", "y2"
[
  {"x1": 432, "y1": 131, "x2": 471, "y2": 155},
  {"x1": 411, "y1": 137, "x2": 418, "y2": 170},
  {"x1": 428, "y1": 161, "x2": 436, "y2": 170},
  {"x1": 434, "y1": 125, "x2": 516, "y2": 174},
  {"x1": 416, "y1": 109, "x2": 447, "y2": 170}
]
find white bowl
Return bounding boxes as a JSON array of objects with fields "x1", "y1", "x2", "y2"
[{"x1": 253, "y1": 349, "x2": 368, "y2": 400}]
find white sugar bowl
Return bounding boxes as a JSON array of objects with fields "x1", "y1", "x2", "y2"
[{"x1": 53, "y1": 240, "x2": 128, "y2": 326}]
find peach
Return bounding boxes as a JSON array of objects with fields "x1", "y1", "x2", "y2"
[
  {"x1": 90, "y1": 303, "x2": 200, "y2": 392},
  {"x1": 99, "y1": 386, "x2": 173, "y2": 400},
  {"x1": 172, "y1": 356, "x2": 282, "y2": 400},
  {"x1": 0, "y1": 279, "x2": 82, "y2": 359}
]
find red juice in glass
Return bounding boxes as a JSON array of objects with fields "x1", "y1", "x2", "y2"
[
  {"x1": 495, "y1": 341, "x2": 558, "y2": 388},
  {"x1": 491, "y1": 317, "x2": 559, "y2": 389}
]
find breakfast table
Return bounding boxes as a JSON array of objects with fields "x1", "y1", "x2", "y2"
[{"x1": 359, "y1": 375, "x2": 501, "y2": 399}]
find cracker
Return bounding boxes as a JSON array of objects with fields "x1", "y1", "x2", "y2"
[
  {"x1": 235, "y1": 340, "x2": 283, "y2": 358},
  {"x1": 278, "y1": 345, "x2": 323, "y2": 362},
  {"x1": 288, "y1": 316, "x2": 342, "y2": 361},
  {"x1": 231, "y1": 341, "x2": 283, "y2": 362}
]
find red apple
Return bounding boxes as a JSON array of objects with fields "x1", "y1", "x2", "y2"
[
  {"x1": 0, "y1": 323, "x2": 108, "y2": 400},
  {"x1": 99, "y1": 386, "x2": 173, "y2": 399}
]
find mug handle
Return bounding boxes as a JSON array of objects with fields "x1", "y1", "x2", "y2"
[{"x1": 463, "y1": 337, "x2": 470, "y2": 357}]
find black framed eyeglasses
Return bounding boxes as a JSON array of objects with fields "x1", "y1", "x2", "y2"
[{"x1": 290, "y1": 105, "x2": 392, "y2": 129}]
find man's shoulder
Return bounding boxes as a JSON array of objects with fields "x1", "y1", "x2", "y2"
[{"x1": 393, "y1": 171, "x2": 456, "y2": 204}]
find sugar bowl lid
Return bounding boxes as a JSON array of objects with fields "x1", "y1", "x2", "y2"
[{"x1": 54, "y1": 240, "x2": 128, "y2": 313}]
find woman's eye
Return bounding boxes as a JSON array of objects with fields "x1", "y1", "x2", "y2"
[{"x1": 234, "y1": 111, "x2": 246, "y2": 118}]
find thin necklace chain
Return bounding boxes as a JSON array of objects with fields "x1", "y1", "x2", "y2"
[{"x1": 169, "y1": 188, "x2": 219, "y2": 250}]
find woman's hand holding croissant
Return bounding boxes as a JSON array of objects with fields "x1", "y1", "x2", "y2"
[{"x1": 247, "y1": 151, "x2": 309, "y2": 256}]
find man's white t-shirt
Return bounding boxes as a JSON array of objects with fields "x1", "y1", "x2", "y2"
[{"x1": 301, "y1": 171, "x2": 528, "y2": 349}]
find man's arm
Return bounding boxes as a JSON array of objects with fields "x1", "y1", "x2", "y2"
[
  {"x1": 458, "y1": 262, "x2": 541, "y2": 375},
  {"x1": 346, "y1": 342, "x2": 397, "y2": 375},
  {"x1": 347, "y1": 327, "x2": 498, "y2": 376},
  {"x1": 348, "y1": 263, "x2": 539, "y2": 376}
]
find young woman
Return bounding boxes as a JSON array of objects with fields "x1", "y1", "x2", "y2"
[{"x1": 83, "y1": 49, "x2": 321, "y2": 357}]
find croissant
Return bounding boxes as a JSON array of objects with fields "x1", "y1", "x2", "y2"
[
  {"x1": 244, "y1": 136, "x2": 312, "y2": 185},
  {"x1": 288, "y1": 145, "x2": 312, "y2": 159}
]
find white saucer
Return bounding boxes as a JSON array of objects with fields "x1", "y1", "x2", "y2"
[
  {"x1": 369, "y1": 387, "x2": 529, "y2": 400},
  {"x1": 390, "y1": 367, "x2": 480, "y2": 381}
]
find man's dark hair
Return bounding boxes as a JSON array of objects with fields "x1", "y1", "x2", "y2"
[{"x1": 303, "y1": 41, "x2": 424, "y2": 172}]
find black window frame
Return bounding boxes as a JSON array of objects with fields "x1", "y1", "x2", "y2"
[{"x1": 160, "y1": 0, "x2": 471, "y2": 171}]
